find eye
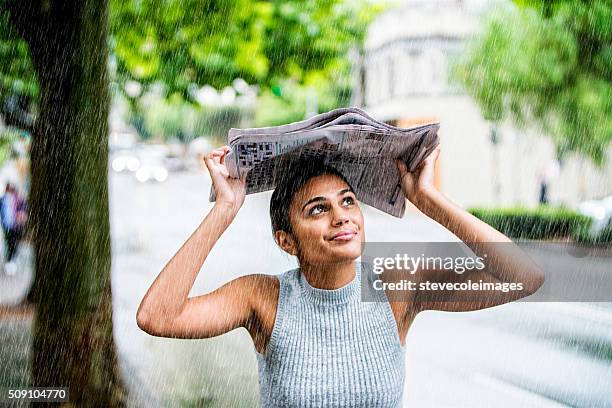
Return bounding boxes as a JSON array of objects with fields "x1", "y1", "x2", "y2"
[
  {"x1": 342, "y1": 196, "x2": 355, "y2": 206},
  {"x1": 309, "y1": 204, "x2": 327, "y2": 216}
]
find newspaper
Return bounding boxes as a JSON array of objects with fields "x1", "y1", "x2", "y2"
[{"x1": 209, "y1": 107, "x2": 440, "y2": 218}]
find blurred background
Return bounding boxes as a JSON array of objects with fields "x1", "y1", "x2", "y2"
[{"x1": 0, "y1": 0, "x2": 610, "y2": 406}]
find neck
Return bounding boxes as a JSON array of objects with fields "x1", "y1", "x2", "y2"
[{"x1": 298, "y1": 259, "x2": 357, "y2": 290}]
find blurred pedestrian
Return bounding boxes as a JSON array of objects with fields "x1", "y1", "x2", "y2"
[
  {"x1": 537, "y1": 159, "x2": 560, "y2": 205},
  {"x1": 0, "y1": 182, "x2": 27, "y2": 275}
]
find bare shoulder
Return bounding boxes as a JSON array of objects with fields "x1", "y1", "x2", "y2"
[
  {"x1": 248, "y1": 274, "x2": 280, "y2": 322},
  {"x1": 239, "y1": 273, "x2": 279, "y2": 304},
  {"x1": 377, "y1": 268, "x2": 420, "y2": 346},
  {"x1": 222, "y1": 273, "x2": 279, "y2": 315},
  {"x1": 239, "y1": 273, "x2": 280, "y2": 354}
]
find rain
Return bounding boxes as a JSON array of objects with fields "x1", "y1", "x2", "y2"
[{"x1": 0, "y1": 0, "x2": 611, "y2": 407}]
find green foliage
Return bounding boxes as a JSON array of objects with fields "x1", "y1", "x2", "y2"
[
  {"x1": 0, "y1": 6, "x2": 36, "y2": 96},
  {"x1": 263, "y1": 0, "x2": 379, "y2": 83},
  {"x1": 571, "y1": 222, "x2": 612, "y2": 244},
  {"x1": 0, "y1": 3, "x2": 37, "y2": 115},
  {"x1": 595, "y1": 226, "x2": 612, "y2": 244},
  {"x1": 2, "y1": 0, "x2": 381, "y2": 136},
  {"x1": 110, "y1": 0, "x2": 381, "y2": 135},
  {"x1": 253, "y1": 56, "x2": 356, "y2": 127},
  {"x1": 0, "y1": 127, "x2": 20, "y2": 165},
  {"x1": 453, "y1": 1, "x2": 612, "y2": 166},
  {"x1": 194, "y1": 105, "x2": 243, "y2": 139},
  {"x1": 110, "y1": 0, "x2": 381, "y2": 103},
  {"x1": 133, "y1": 93, "x2": 244, "y2": 141},
  {"x1": 110, "y1": 0, "x2": 263, "y2": 92},
  {"x1": 468, "y1": 206, "x2": 593, "y2": 241},
  {"x1": 254, "y1": 88, "x2": 306, "y2": 127},
  {"x1": 141, "y1": 94, "x2": 188, "y2": 140}
]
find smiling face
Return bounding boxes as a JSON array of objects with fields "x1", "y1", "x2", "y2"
[{"x1": 274, "y1": 173, "x2": 365, "y2": 265}]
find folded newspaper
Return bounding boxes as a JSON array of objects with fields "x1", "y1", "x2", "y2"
[{"x1": 209, "y1": 107, "x2": 440, "y2": 218}]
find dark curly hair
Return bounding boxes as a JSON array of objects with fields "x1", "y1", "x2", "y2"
[{"x1": 269, "y1": 158, "x2": 354, "y2": 238}]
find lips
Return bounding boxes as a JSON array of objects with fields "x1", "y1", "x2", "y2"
[{"x1": 329, "y1": 229, "x2": 357, "y2": 241}]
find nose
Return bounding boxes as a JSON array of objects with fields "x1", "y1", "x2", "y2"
[{"x1": 331, "y1": 204, "x2": 350, "y2": 227}]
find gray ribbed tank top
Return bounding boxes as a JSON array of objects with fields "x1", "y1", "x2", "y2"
[{"x1": 255, "y1": 262, "x2": 406, "y2": 407}]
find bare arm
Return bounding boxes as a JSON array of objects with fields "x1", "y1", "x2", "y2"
[
  {"x1": 136, "y1": 146, "x2": 253, "y2": 338},
  {"x1": 395, "y1": 146, "x2": 545, "y2": 313}
]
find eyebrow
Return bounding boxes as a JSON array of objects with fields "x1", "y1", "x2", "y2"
[{"x1": 301, "y1": 188, "x2": 354, "y2": 212}]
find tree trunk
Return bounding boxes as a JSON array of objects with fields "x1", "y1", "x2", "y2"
[{"x1": 7, "y1": 0, "x2": 125, "y2": 405}]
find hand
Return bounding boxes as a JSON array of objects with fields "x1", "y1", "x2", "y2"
[
  {"x1": 203, "y1": 146, "x2": 247, "y2": 214},
  {"x1": 395, "y1": 145, "x2": 441, "y2": 207}
]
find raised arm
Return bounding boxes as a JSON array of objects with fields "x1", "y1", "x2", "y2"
[
  {"x1": 136, "y1": 146, "x2": 253, "y2": 338},
  {"x1": 395, "y1": 146, "x2": 545, "y2": 313}
]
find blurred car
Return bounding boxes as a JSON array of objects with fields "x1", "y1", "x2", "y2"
[
  {"x1": 166, "y1": 140, "x2": 187, "y2": 172},
  {"x1": 578, "y1": 195, "x2": 612, "y2": 233},
  {"x1": 135, "y1": 163, "x2": 168, "y2": 183},
  {"x1": 111, "y1": 149, "x2": 140, "y2": 172},
  {"x1": 165, "y1": 156, "x2": 186, "y2": 172},
  {"x1": 134, "y1": 145, "x2": 170, "y2": 183}
]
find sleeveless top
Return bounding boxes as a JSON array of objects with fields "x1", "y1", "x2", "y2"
[{"x1": 255, "y1": 262, "x2": 406, "y2": 407}]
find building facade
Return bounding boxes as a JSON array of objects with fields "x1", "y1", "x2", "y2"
[{"x1": 358, "y1": 0, "x2": 612, "y2": 209}]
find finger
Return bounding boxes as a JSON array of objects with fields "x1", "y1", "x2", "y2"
[
  {"x1": 420, "y1": 149, "x2": 440, "y2": 179},
  {"x1": 214, "y1": 152, "x2": 228, "y2": 166},
  {"x1": 203, "y1": 152, "x2": 219, "y2": 167},
  {"x1": 221, "y1": 146, "x2": 233, "y2": 166},
  {"x1": 421, "y1": 150, "x2": 439, "y2": 170},
  {"x1": 203, "y1": 155, "x2": 223, "y2": 175},
  {"x1": 426, "y1": 146, "x2": 441, "y2": 163},
  {"x1": 395, "y1": 159, "x2": 408, "y2": 176},
  {"x1": 207, "y1": 147, "x2": 227, "y2": 157},
  {"x1": 204, "y1": 150, "x2": 225, "y2": 167},
  {"x1": 203, "y1": 158, "x2": 216, "y2": 177},
  {"x1": 203, "y1": 154, "x2": 213, "y2": 169}
]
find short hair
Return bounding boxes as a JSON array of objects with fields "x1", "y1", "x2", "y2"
[{"x1": 269, "y1": 158, "x2": 354, "y2": 237}]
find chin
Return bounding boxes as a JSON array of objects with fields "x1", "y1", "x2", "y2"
[
  {"x1": 307, "y1": 248, "x2": 359, "y2": 265},
  {"x1": 329, "y1": 244, "x2": 363, "y2": 262}
]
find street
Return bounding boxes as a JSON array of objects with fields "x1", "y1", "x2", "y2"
[{"x1": 2, "y1": 168, "x2": 611, "y2": 407}]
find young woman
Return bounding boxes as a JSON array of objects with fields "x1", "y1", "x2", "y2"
[{"x1": 137, "y1": 145, "x2": 545, "y2": 407}]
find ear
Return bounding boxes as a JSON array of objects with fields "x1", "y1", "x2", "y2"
[{"x1": 274, "y1": 230, "x2": 298, "y2": 256}]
